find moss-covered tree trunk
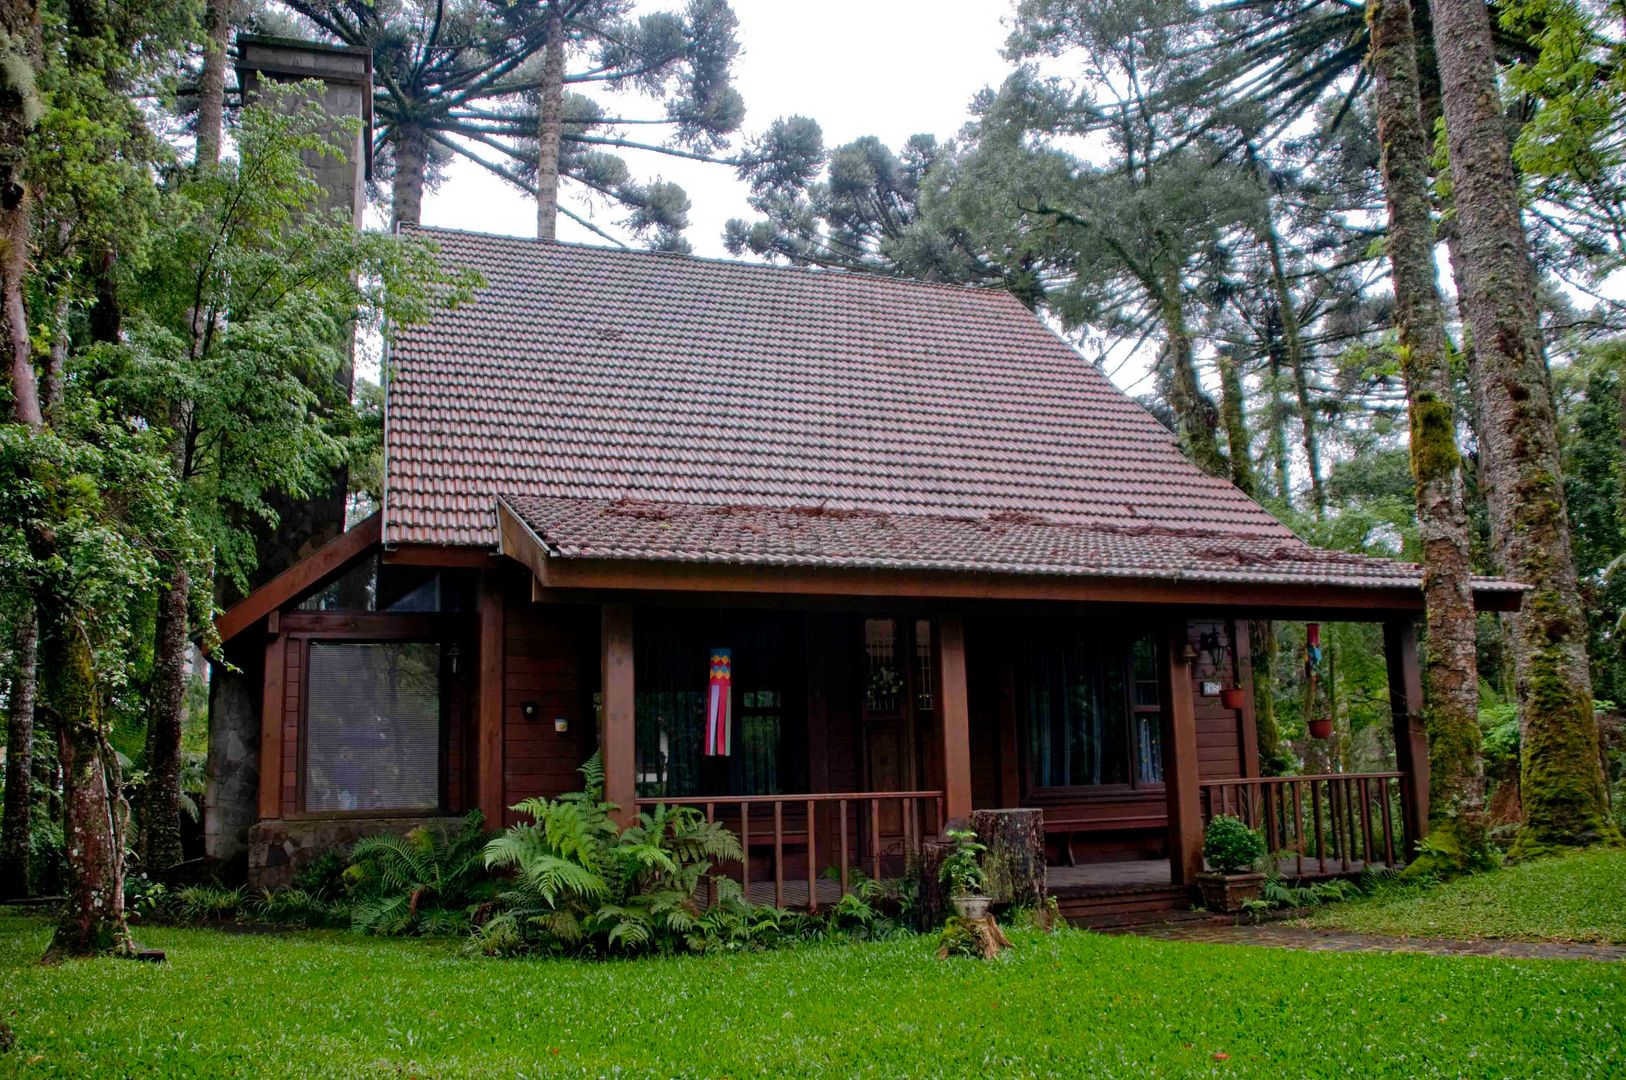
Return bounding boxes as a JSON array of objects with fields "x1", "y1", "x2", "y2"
[
  {"x1": 969, "y1": 809, "x2": 1045, "y2": 910},
  {"x1": 534, "y1": 3, "x2": 565, "y2": 241},
  {"x1": 42, "y1": 619, "x2": 134, "y2": 961},
  {"x1": 1368, "y1": 0, "x2": 1490, "y2": 871},
  {"x1": 1217, "y1": 351, "x2": 1258, "y2": 496},
  {"x1": 194, "y1": 0, "x2": 232, "y2": 168},
  {"x1": 1429, "y1": 0, "x2": 1618, "y2": 853},
  {"x1": 0, "y1": 605, "x2": 37, "y2": 897},
  {"x1": 1251, "y1": 620, "x2": 1283, "y2": 772},
  {"x1": 139, "y1": 564, "x2": 188, "y2": 876},
  {"x1": 1158, "y1": 276, "x2": 1226, "y2": 479}
]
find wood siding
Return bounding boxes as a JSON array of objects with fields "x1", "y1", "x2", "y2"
[{"x1": 500, "y1": 574, "x2": 596, "y2": 825}]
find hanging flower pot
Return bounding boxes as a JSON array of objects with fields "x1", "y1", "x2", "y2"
[
  {"x1": 1219, "y1": 687, "x2": 1247, "y2": 710},
  {"x1": 1307, "y1": 717, "x2": 1335, "y2": 740}
]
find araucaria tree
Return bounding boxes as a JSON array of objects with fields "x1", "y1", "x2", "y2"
[
  {"x1": 1366, "y1": 0, "x2": 1488, "y2": 869},
  {"x1": 1429, "y1": 0, "x2": 1619, "y2": 852}
]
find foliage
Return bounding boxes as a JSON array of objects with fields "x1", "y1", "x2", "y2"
[
  {"x1": 346, "y1": 812, "x2": 494, "y2": 937},
  {"x1": 1203, "y1": 814, "x2": 1267, "y2": 874},
  {"x1": 938, "y1": 827, "x2": 988, "y2": 898},
  {"x1": 171, "y1": 885, "x2": 246, "y2": 923},
  {"x1": 1304, "y1": 846, "x2": 1626, "y2": 944},
  {"x1": 122, "y1": 873, "x2": 169, "y2": 921},
  {"x1": 249, "y1": 887, "x2": 349, "y2": 930},
  {"x1": 477, "y1": 754, "x2": 746, "y2": 955},
  {"x1": 935, "y1": 915, "x2": 984, "y2": 958},
  {"x1": 3, "y1": 912, "x2": 1624, "y2": 1076}
]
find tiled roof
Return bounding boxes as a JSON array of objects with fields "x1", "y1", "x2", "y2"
[
  {"x1": 500, "y1": 495, "x2": 1525, "y2": 594},
  {"x1": 385, "y1": 226, "x2": 1521, "y2": 597}
]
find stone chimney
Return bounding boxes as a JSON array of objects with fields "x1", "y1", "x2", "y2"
[{"x1": 204, "y1": 37, "x2": 375, "y2": 871}]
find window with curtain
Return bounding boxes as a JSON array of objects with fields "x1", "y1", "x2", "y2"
[
  {"x1": 1020, "y1": 626, "x2": 1162, "y2": 791},
  {"x1": 304, "y1": 642, "x2": 442, "y2": 813}
]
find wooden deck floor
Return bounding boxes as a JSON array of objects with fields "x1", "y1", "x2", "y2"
[{"x1": 1048, "y1": 856, "x2": 1395, "y2": 898}]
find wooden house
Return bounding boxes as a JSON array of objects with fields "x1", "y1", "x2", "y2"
[{"x1": 209, "y1": 226, "x2": 1521, "y2": 922}]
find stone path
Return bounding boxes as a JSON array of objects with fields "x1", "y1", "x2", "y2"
[{"x1": 1109, "y1": 921, "x2": 1626, "y2": 962}]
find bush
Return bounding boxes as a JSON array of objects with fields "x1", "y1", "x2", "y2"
[
  {"x1": 346, "y1": 811, "x2": 494, "y2": 936},
  {"x1": 173, "y1": 884, "x2": 245, "y2": 922},
  {"x1": 250, "y1": 887, "x2": 349, "y2": 929},
  {"x1": 938, "y1": 828, "x2": 988, "y2": 898},
  {"x1": 1203, "y1": 815, "x2": 1266, "y2": 874}
]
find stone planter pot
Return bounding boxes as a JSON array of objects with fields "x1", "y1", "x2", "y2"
[
  {"x1": 950, "y1": 895, "x2": 992, "y2": 920},
  {"x1": 1195, "y1": 871, "x2": 1266, "y2": 914}
]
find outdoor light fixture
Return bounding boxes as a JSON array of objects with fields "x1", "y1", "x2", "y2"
[
  {"x1": 521, "y1": 700, "x2": 539, "y2": 720},
  {"x1": 1180, "y1": 642, "x2": 1198, "y2": 665},
  {"x1": 1198, "y1": 629, "x2": 1225, "y2": 669}
]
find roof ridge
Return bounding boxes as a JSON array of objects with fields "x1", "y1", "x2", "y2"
[{"x1": 400, "y1": 221, "x2": 1024, "y2": 304}]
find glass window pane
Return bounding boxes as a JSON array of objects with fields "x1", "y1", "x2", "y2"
[
  {"x1": 1020, "y1": 627, "x2": 1147, "y2": 789},
  {"x1": 304, "y1": 642, "x2": 441, "y2": 812}
]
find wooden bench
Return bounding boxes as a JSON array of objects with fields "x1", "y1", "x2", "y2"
[{"x1": 1044, "y1": 813, "x2": 1166, "y2": 867}]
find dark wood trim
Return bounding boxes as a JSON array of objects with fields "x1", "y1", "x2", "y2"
[
  {"x1": 938, "y1": 615, "x2": 973, "y2": 822},
  {"x1": 1160, "y1": 619, "x2": 1203, "y2": 886},
  {"x1": 217, "y1": 513, "x2": 381, "y2": 644},
  {"x1": 477, "y1": 573, "x2": 505, "y2": 827},
  {"x1": 381, "y1": 544, "x2": 495, "y2": 568},
  {"x1": 1234, "y1": 619, "x2": 1260, "y2": 779},
  {"x1": 517, "y1": 544, "x2": 1522, "y2": 613},
  {"x1": 257, "y1": 634, "x2": 288, "y2": 820},
  {"x1": 601, "y1": 603, "x2": 636, "y2": 828},
  {"x1": 281, "y1": 612, "x2": 451, "y2": 638},
  {"x1": 1384, "y1": 617, "x2": 1430, "y2": 854},
  {"x1": 996, "y1": 654, "x2": 1021, "y2": 807}
]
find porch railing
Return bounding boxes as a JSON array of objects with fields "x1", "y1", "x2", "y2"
[
  {"x1": 632, "y1": 790, "x2": 945, "y2": 912},
  {"x1": 1199, "y1": 772, "x2": 1408, "y2": 876}
]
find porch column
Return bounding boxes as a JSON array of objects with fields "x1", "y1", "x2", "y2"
[
  {"x1": 476, "y1": 572, "x2": 505, "y2": 827},
  {"x1": 1159, "y1": 619, "x2": 1203, "y2": 886},
  {"x1": 1383, "y1": 617, "x2": 1430, "y2": 855},
  {"x1": 601, "y1": 603, "x2": 636, "y2": 828},
  {"x1": 938, "y1": 614, "x2": 974, "y2": 823}
]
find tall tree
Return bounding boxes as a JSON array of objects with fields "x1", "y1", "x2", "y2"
[
  {"x1": 1368, "y1": 0, "x2": 1489, "y2": 869},
  {"x1": 1430, "y1": 0, "x2": 1618, "y2": 852},
  {"x1": 195, "y1": 0, "x2": 234, "y2": 167},
  {"x1": 533, "y1": 2, "x2": 564, "y2": 238},
  {"x1": 0, "y1": 608, "x2": 37, "y2": 896}
]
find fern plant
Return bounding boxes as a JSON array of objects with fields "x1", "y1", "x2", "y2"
[
  {"x1": 346, "y1": 811, "x2": 495, "y2": 936},
  {"x1": 477, "y1": 754, "x2": 746, "y2": 956}
]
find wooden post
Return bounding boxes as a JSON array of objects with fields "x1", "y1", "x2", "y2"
[
  {"x1": 601, "y1": 603, "x2": 636, "y2": 829},
  {"x1": 1159, "y1": 618, "x2": 1203, "y2": 886},
  {"x1": 1383, "y1": 617, "x2": 1430, "y2": 855},
  {"x1": 938, "y1": 614, "x2": 973, "y2": 823},
  {"x1": 256, "y1": 633, "x2": 287, "y2": 820},
  {"x1": 477, "y1": 572, "x2": 505, "y2": 827}
]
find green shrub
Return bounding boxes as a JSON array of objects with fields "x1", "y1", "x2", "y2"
[
  {"x1": 123, "y1": 873, "x2": 169, "y2": 921},
  {"x1": 938, "y1": 828, "x2": 988, "y2": 897},
  {"x1": 250, "y1": 887, "x2": 349, "y2": 929},
  {"x1": 173, "y1": 884, "x2": 245, "y2": 922},
  {"x1": 346, "y1": 811, "x2": 494, "y2": 936},
  {"x1": 1203, "y1": 815, "x2": 1266, "y2": 874}
]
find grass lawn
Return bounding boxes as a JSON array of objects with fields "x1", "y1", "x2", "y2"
[
  {"x1": 1300, "y1": 847, "x2": 1626, "y2": 944},
  {"x1": 2, "y1": 914, "x2": 1623, "y2": 1077}
]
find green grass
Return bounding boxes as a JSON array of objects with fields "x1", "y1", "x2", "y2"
[
  {"x1": 1301, "y1": 847, "x2": 1626, "y2": 944},
  {"x1": 1, "y1": 914, "x2": 1623, "y2": 1077}
]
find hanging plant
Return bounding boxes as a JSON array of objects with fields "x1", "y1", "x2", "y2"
[{"x1": 866, "y1": 663, "x2": 903, "y2": 707}]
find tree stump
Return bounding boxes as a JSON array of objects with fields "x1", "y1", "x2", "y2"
[
  {"x1": 914, "y1": 837, "x2": 953, "y2": 929},
  {"x1": 937, "y1": 915, "x2": 1012, "y2": 960},
  {"x1": 970, "y1": 808, "x2": 1046, "y2": 909}
]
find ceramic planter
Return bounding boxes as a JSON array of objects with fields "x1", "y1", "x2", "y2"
[
  {"x1": 1195, "y1": 871, "x2": 1265, "y2": 914},
  {"x1": 1219, "y1": 687, "x2": 1247, "y2": 709},
  {"x1": 1307, "y1": 717, "x2": 1334, "y2": 740},
  {"x1": 950, "y1": 895, "x2": 992, "y2": 920}
]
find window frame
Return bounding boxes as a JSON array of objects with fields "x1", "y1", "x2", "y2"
[
  {"x1": 1016, "y1": 623, "x2": 1166, "y2": 803},
  {"x1": 286, "y1": 610, "x2": 471, "y2": 820}
]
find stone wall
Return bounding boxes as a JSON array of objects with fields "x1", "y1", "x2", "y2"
[{"x1": 249, "y1": 816, "x2": 466, "y2": 891}]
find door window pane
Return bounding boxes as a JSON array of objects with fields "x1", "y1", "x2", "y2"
[{"x1": 304, "y1": 642, "x2": 441, "y2": 812}]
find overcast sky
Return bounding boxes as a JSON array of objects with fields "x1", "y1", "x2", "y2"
[{"x1": 417, "y1": 1, "x2": 1014, "y2": 257}]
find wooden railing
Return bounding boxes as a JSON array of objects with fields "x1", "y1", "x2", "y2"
[
  {"x1": 632, "y1": 790, "x2": 945, "y2": 911},
  {"x1": 1199, "y1": 772, "x2": 1408, "y2": 876}
]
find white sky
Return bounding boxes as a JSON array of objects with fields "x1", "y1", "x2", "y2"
[{"x1": 416, "y1": 1, "x2": 1014, "y2": 256}]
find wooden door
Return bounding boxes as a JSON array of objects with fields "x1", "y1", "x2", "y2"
[{"x1": 859, "y1": 616, "x2": 933, "y2": 871}]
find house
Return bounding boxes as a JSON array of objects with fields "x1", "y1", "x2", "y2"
[{"x1": 205, "y1": 219, "x2": 1522, "y2": 919}]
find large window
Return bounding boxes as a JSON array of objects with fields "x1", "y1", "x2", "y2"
[
  {"x1": 304, "y1": 642, "x2": 442, "y2": 813},
  {"x1": 1020, "y1": 626, "x2": 1162, "y2": 792},
  {"x1": 634, "y1": 613, "x2": 799, "y2": 798}
]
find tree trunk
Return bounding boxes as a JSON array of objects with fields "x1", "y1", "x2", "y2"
[
  {"x1": 1369, "y1": 0, "x2": 1489, "y2": 871},
  {"x1": 195, "y1": 0, "x2": 233, "y2": 168},
  {"x1": 0, "y1": 606, "x2": 37, "y2": 898},
  {"x1": 41, "y1": 617, "x2": 133, "y2": 961},
  {"x1": 139, "y1": 563, "x2": 189, "y2": 877},
  {"x1": 968, "y1": 808, "x2": 1045, "y2": 910},
  {"x1": 1264, "y1": 332, "x2": 1294, "y2": 507},
  {"x1": 1159, "y1": 279, "x2": 1226, "y2": 478},
  {"x1": 1429, "y1": 0, "x2": 1617, "y2": 852},
  {"x1": 391, "y1": 123, "x2": 428, "y2": 227},
  {"x1": 535, "y1": 4, "x2": 565, "y2": 240},
  {"x1": 1217, "y1": 351, "x2": 1258, "y2": 496},
  {"x1": 2, "y1": 174, "x2": 40, "y2": 431},
  {"x1": 1251, "y1": 620, "x2": 1283, "y2": 772}
]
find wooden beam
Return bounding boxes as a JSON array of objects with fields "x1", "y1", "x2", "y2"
[
  {"x1": 257, "y1": 635, "x2": 288, "y2": 820},
  {"x1": 380, "y1": 544, "x2": 495, "y2": 568},
  {"x1": 1159, "y1": 619, "x2": 1203, "y2": 886},
  {"x1": 216, "y1": 512, "x2": 380, "y2": 644},
  {"x1": 1384, "y1": 618, "x2": 1430, "y2": 855},
  {"x1": 477, "y1": 572, "x2": 505, "y2": 827},
  {"x1": 601, "y1": 603, "x2": 636, "y2": 829},
  {"x1": 938, "y1": 615, "x2": 974, "y2": 823}
]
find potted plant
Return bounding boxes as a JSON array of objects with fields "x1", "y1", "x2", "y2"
[
  {"x1": 939, "y1": 827, "x2": 991, "y2": 919},
  {"x1": 1219, "y1": 686, "x2": 1247, "y2": 709},
  {"x1": 1195, "y1": 815, "x2": 1267, "y2": 913},
  {"x1": 1307, "y1": 715, "x2": 1334, "y2": 740}
]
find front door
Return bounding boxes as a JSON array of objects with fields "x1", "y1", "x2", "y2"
[{"x1": 860, "y1": 616, "x2": 935, "y2": 869}]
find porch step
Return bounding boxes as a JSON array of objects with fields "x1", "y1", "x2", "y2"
[{"x1": 1051, "y1": 885, "x2": 1197, "y2": 930}]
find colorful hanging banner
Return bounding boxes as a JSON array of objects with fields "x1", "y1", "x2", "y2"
[
  {"x1": 1304, "y1": 623, "x2": 1323, "y2": 675},
  {"x1": 705, "y1": 648, "x2": 733, "y2": 756}
]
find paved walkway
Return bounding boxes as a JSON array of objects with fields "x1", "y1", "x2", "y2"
[{"x1": 1110, "y1": 921, "x2": 1626, "y2": 962}]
